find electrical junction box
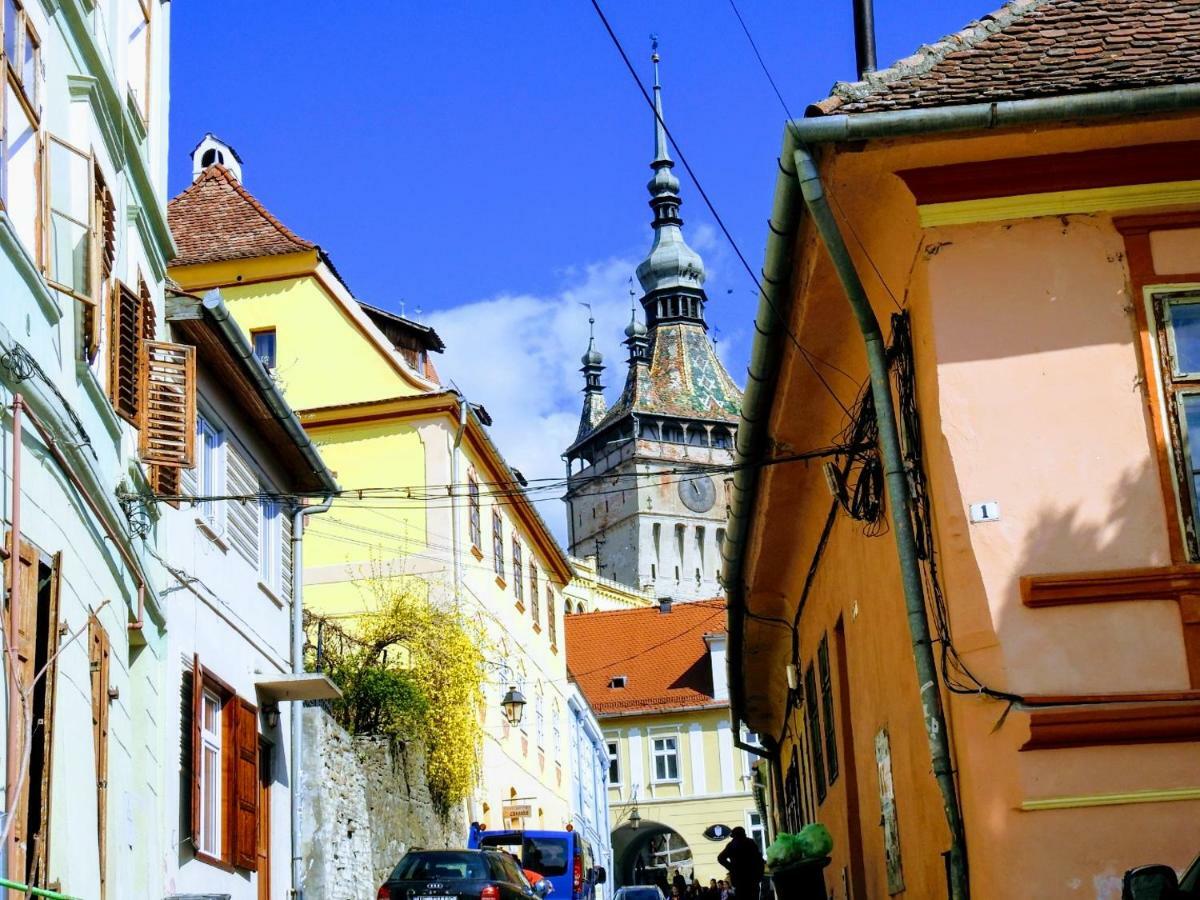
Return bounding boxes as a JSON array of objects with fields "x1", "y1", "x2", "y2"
[{"x1": 969, "y1": 501, "x2": 1000, "y2": 523}]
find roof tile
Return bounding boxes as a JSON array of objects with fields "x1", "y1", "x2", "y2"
[
  {"x1": 167, "y1": 165, "x2": 316, "y2": 267},
  {"x1": 812, "y1": 0, "x2": 1200, "y2": 116},
  {"x1": 565, "y1": 599, "x2": 727, "y2": 716}
]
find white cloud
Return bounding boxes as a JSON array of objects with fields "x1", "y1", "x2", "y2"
[{"x1": 428, "y1": 257, "x2": 641, "y2": 546}]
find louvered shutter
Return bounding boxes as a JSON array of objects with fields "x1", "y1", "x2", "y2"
[
  {"x1": 109, "y1": 283, "x2": 142, "y2": 423},
  {"x1": 139, "y1": 341, "x2": 195, "y2": 467},
  {"x1": 226, "y1": 446, "x2": 259, "y2": 567},
  {"x1": 281, "y1": 511, "x2": 294, "y2": 601},
  {"x1": 232, "y1": 699, "x2": 259, "y2": 870}
]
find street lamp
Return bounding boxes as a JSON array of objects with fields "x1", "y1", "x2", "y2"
[
  {"x1": 501, "y1": 685, "x2": 526, "y2": 726},
  {"x1": 629, "y1": 806, "x2": 641, "y2": 830}
]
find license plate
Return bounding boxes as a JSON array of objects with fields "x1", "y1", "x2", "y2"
[{"x1": 414, "y1": 895, "x2": 446, "y2": 900}]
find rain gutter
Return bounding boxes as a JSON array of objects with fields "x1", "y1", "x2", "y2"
[{"x1": 722, "y1": 80, "x2": 1200, "y2": 897}]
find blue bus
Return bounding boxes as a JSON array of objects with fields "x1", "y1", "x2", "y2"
[{"x1": 468, "y1": 824, "x2": 606, "y2": 900}]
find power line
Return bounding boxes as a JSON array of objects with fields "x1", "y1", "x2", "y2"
[{"x1": 585, "y1": 0, "x2": 855, "y2": 417}]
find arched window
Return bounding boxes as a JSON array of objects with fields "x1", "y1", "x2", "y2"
[
  {"x1": 576, "y1": 602, "x2": 585, "y2": 615},
  {"x1": 639, "y1": 420, "x2": 659, "y2": 441},
  {"x1": 687, "y1": 426, "x2": 707, "y2": 447},
  {"x1": 711, "y1": 426, "x2": 732, "y2": 449},
  {"x1": 535, "y1": 684, "x2": 545, "y2": 749},
  {"x1": 662, "y1": 422, "x2": 684, "y2": 444}
]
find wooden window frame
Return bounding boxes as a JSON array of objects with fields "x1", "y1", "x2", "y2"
[
  {"x1": 4, "y1": 0, "x2": 40, "y2": 117},
  {"x1": 803, "y1": 663, "x2": 827, "y2": 803},
  {"x1": 250, "y1": 327, "x2": 277, "y2": 372},
  {"x1": 546, "y1": 585, "x2": 556, "y2": 650},
  {"x1": 512, "y1": 538, "x2": 524, "y2": 607},
  {"x1": 44, "y1": 135, "x2": 95, "y2": 304},
  {"x1": 467, "y1": 471, "x2": 481, "y2": 553},
  {"x1": 127, "y1": 0, "x2": 150, "y2": 125},
  {"x1": 1117, "y1": 212, "x2": 1200, "y2": 564},
  {"x1": 651, "y1": 734, "x2": 680, "y2": 784},
  {"x1": 817, "y1": 634, "x2": 838, "y2": 785},
  {"x1": 107, "y1": 280, "x2": 142, "y2": 422},
  {"x1": 2, "y1": 62, "x2": 42, "y2": 265},
  {"x1": 190, "y1": 656, "x2": 259, "y2": 871},
  {"x1": 492, "y1": 509, "x2": 504, "y2": 580}
]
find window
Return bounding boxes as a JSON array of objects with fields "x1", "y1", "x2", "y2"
[
  {"x1": 467, "y1": 472, "x2": 481, "y2": 550},
  {"x1": 83, "y1": 163, "x2": 117, "y2": 361},
  {"x1": 512, "y1": 538, "x2": 524, "y2": 604},
  {"x1": 198, "y1": 689, "x2": 222, "y2": 857},
  {"x1": 652, "y1": 735, "x2": 679, "y2": 782},
  {"x1": 127, "y1": 0, "x2": 150, "y2": 122},
  {"x1": 551, "y1": 702, "x2": 560, "y2": 760},
  {"x1": 252, "y1": 328, "x2": 277, "y2": 371},
  {"x1": 546, "y1": 586, "x2": 556, "y2": 648},
  {"x1": 140, "y1": 339, "x2": 196, "y2": 466},
  {"x1": 804, "y1": 663, "x2": 827, "y2": 803},
  {"x1": 4, "y1": 0, "x2": 40, "y2": 112},
  {"x1": 107, "y1": 281, "x2": 145, "y2": 421},
  {"x1": 1152, "y1": 291, "x2": 1200, "y2": 559},
  {"x1": 260, "y1": 499, "x2": 282, "y2": 592},
  {"x1": 712, "y1": 426, "x2": 732, "y2": 450},
  {"x1": 747, "y1": 811, "x2": 767, "y2": 855},
  {"x1": 818, "y1": 635, "x2": 838, "y2": 784},
  {"x1": 190, "y1": 657, "x2": 260, "y2": 870},
  {"x1": 535, "y1": 686, "x2": 544, "y2": 749},
  {"x1": 609, "y1": 676, "x2": 627, "y2": 689},
  {"x1": 606, "y1": 739, "x2": 620, "y2": 785},
  {"x1": 46, "y1": 137, "x2": 94, "y2": 301},
  {"x1": 3, "y1": 54, "x2": 40, "y2": 257},
  {"x1": 529, "y1": 563, "x2": 539, "y2": 625},
  {"x1": 196, "y1": 415, "x2": 226, "y2": 533},
  {"x1": 492, "y1": 510, "x2": 504, "y2": 579}
]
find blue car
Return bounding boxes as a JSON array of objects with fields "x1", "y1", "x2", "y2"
[{"x1": 468, "y1": 825, "x2": 606, "y2": 900}]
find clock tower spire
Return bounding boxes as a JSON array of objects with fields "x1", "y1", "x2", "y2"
[{"x1": 561, "y1": 40, "x2": 742, "y2": 601}]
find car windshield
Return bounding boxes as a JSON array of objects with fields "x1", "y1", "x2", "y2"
[
  {"x1": 392, "y1": 851, "x2": 491, "y2": 881},
  {"x1": 621, "y1": 889, "x2": 662, "y2": 900},
  {"x1": 479, "y1": 835, "x2": 570, "y2": 877}
]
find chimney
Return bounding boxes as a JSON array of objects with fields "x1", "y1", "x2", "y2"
[
  {"x1": 852, "y1": 0, "x2": 877, "y2": 79},
  {"x1": 191, "y1": 133, "x2": 243, "y2": 183},
  {"x1": 658, "y1": 597, "x2": 672, "y2": 615},
  {"x1": 704, "y1": 633, "x2": 728, "y2": 701}
]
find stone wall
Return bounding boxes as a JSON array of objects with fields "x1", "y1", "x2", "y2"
[{"x1": 301, "y1": 707, "x2": 467, "y2": 899}]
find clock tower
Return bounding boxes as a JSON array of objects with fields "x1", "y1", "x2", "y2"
[{"x1": 562, "y1": 47, "x2": 742, "y2": 602}]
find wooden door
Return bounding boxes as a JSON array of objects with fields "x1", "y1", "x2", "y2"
[
  {"x1": 89, "y1": 616, "x2": 111, "y2": 900},
  {"x1": 258, "y1": 740, "x2": 272, "y2": 900},
  {"x1": 5, "y1": 536, "x2": 38, "y2": 897}
]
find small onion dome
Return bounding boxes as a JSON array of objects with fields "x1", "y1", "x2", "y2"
[
  {"x1": 581, "y1": 342, "x2": 604, "y2": 367},
  {"x1": 625, "y1": 316, "x2": 648, "y2": 339}
]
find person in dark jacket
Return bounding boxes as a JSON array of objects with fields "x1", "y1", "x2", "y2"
[{"x1": 717, "y1": 827, "x2": 764, "y2": 899}]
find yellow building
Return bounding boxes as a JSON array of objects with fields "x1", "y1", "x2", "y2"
[
  {"x1": 168, "y1": 138, "x2": 577, "y2": 831},
  {"x1": 564, "y1": 555, "x2": 655, "y2": 615},
  {"x1": 566, "y1": 601, "x2": 765, "y2": 887}
]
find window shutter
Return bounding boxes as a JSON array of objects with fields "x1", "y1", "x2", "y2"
[
  {"x1": 109, "y1": 283, "x2": 142, "y2": 423},
  {"x1": 151, "y1": 464, "x2": 181, "y2": 502},
  {"x1": 281, "y1": 511, "x2": 294, "y2": 601},
  {"x1": 190, "y1": 654, "x2": 202, "y2": 847},
  {"x1": 232, "y1": 699, "x2": 259, "y2": 870},
  {"x1": 139, "y1": 340, "x2": 195, "y2": 467},
  {"x1": 226, "y1": 445, "x2": 259, "y2": 568},
  {"x1": 139, "y1": 279, "x2": 155, "y2": 342},
  {"x1": 89, "y1": 615, "x2": 110, "y2": 900}
]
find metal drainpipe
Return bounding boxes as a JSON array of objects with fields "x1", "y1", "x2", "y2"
[
  {"x1": 451, "y1": 398, "x2": 468, "y2": 597},
  {"x1": 290, "y1": 495, "x2": 333, "y2": 900},
  {"x1": 5, "y1": 394, "x2": 22, "y2": 888},
  {"x1": 793, "y1": 145, "x2": 969, "y2": 900}
]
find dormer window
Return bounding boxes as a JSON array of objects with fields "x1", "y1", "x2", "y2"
[
  {"x1": 201, "y1": 148, "x2": 225, "y2": 168},
  {"x1": 609, "y1": 676, "x2": 627, "y2": 690}
]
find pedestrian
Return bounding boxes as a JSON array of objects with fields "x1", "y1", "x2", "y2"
[
  {"x1": 717, "y1": 826, "x2": 764, "y2": 900},
  {"x1": 718, "y1": 881, "x2": 730, "y2": 900},
  {"x1": 673, "y1": 870, "x2": 687, "y2": 897},
  {"x1": 690, "y1": 878, "x2": 703, "y2": 899}
]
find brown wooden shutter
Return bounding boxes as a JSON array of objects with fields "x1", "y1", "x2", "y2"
[
  {"x1": 232, "y1": 699, "x2": 259, "y2": 870},
  {"x1": 139, "y1": 278, "x2": 155, "y2": 342},
  {"x1": 89, "y1": 615, "x2": 110, "y2": 900},
  {"x1": 4, "y1": 536, "x2": 38, "y2": 889},
  {"x1": 190, "y1": 654, "x2": 202, "y2": 847},
  {"x1": 138, "y1": 340, "x2": 195, "y2": 467},
  {"x1": 151, "y1": 464, "x2": 181, "y2": 502},
  {"x1": 109, "y1": 283, "x2": 142, "y2": 423},
  {"x1": 30, "y1": 554, "x2": 63, "y2": 890}
]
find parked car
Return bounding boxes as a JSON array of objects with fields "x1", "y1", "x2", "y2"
[
  {"x1": 468, "y1": 826, "x2": 606, "y2": 900},
  {"x1": 1122, "y1": 854, "x2": 1200, "y2": 899},
  {"x1": 614, "y1": 887, "x2": 665, "y2": 900},
  {"x1": 378, "y1": 849, "x2": 537, "y2": 900}
]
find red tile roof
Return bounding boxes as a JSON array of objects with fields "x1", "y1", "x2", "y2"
[
  {"x1": 566, "y1": 599, "x2": 727, "y2": 716},
  {"x1": 167, "y1": 165, "x2": 316, "y2": 267},
  {"x1": 811, "y1": 0, "x2": 1200, "y2": 116}
]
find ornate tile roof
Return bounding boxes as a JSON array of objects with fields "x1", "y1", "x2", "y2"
[
  {"x1": 811, "y1": 0, "x2": 1200, "y2": 117},
  {"x1": 588, "y1": 324, "x2": 742, "y2": 441},
  {"x1": 168, "y1": 165, "x2": 316, "y2": 267},
  {"x1": 565, "y1": 599, "x2": 727, "y2": 715}
]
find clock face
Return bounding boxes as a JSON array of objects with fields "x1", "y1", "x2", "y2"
[{"x1": 678, "y1": 475, "x2": 717, "y2": 513}]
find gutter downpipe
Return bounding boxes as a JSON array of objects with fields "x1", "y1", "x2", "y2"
[
  {"x1": 451, "y1": 397, "x2": 468, "y2": 598},
  {"x1": 290, "y1": 496, "x2": 333, "y2": 900},
  {"x1": 794, "y1": 146, "x2": 968, "y2": 900}
]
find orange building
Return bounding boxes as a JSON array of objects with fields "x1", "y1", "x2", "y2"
[{"x1": 722, "y1": 2, "x2": 1200, "y2": 897}]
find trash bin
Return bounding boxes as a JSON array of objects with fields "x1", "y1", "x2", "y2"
[{"x1": 769, "y1": 857, "x2": 830, "y2": 900}]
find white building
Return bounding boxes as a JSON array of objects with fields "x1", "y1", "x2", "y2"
[
  {"x1": 567, "y1": 682, "x2": 614, "y2": 900},
  {"x1": 0, "y1": 0, "x2": 174, "y2": 896},
  {"x1": 156, "y1": 289, "x2": 339, "y2": 899}
]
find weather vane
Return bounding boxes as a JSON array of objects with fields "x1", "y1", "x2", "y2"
[
  {"x1": 577, "y1": 301, "x2": 595, "y2": 339},
  {"x1": 650, "y1": 34, "x2": 660, "y2": 65}
]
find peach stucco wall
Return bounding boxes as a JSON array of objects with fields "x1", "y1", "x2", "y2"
[{"x1": 741, "y1": 114, "x2": 1200, "y2": 899}]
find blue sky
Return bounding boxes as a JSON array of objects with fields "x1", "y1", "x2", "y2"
[{"x1": 168, "y1": 0, "x2": 993, "y2": 537}]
